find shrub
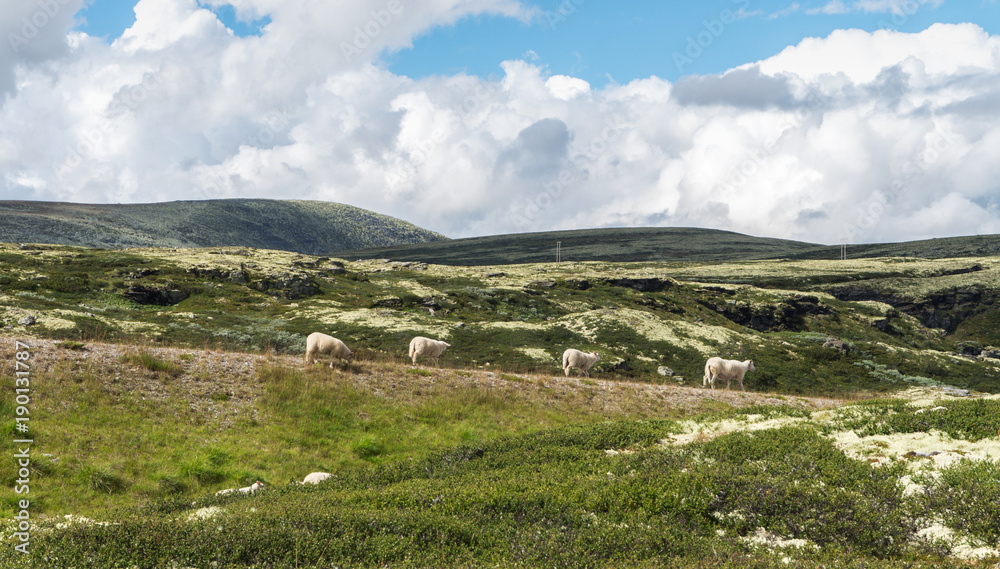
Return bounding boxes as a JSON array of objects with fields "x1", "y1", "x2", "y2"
[{"x1": 918, "y1": 459, "x2": 1000, "y2": 544}]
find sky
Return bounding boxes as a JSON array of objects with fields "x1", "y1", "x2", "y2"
[{"x1": 1, "y1": 1, "x2": 1000, "y2": 244}]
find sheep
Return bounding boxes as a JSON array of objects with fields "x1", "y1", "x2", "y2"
[
  {"x1": 305, "y1": 332, "x2": 353, "y2": 368},
  {"x1": 703, "y1": 357, "x2": 756, "y2": 391},
  {"x1": 562, "y1": 348, "x2": 600, "y2": 377},
  {"x1": 409, "y1": 336, "x2": 450, "y2": 367},
  {"x1": 216, "y1": 481, "x2": 264, "y2": 496},
  {"x1": 302, "y1": 472, "x2": 332, "y2": 485}
]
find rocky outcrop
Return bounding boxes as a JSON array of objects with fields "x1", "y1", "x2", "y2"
[
  {"x1": 829, "y1": 285, "x2": 998, "y2": 333},
  {"x1": 250, "y1": 272, "x2": 321, "y2": 300},
  {"x1": 703, "y1": 295, "x2": 832, "y2": 332},
  {"x1": 123, "y1": 285, "x2": 189, "y2": 306},
  {"x1": 603, "y1": 277, "x2": 674, "y2": 292}
]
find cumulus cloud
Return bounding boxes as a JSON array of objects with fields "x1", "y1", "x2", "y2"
[
  {"x1": 0, "y1": 0, "x2": 85, "y2": 95},
  {"x1": 1, "y1": 4, "x2": 1000, "y2": 245}
]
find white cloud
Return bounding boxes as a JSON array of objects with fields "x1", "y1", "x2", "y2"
[
  {"x1": 1, "y1": 5, "x2": 1000, "y2": 246},
  {"x1": 545, "y1": 75, "x2": 590, "y2": 100},
  {"x1": 0, "y1": 0, "x2": 85, "y2": 95},
  {"x1": 807, "y1": 1, "x2": 850, "y2": 15},
  {"x1": 807, "y1": 0, "x2": 943, "y2": 16}
]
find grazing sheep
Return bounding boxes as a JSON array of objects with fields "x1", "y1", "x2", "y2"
[
  {"x1": 305, "y1": 332, "x2": 353, "y2": 368},
  {"x1": 703, "y1": 357, "x2": 756, "y2": 391},
  {"x1": 409, "y1": 336, "x2": 450, "y2": 367},
  {"x1": 302, "y1": 472, "x2": 332, "y2": 485},
  {"x1": 216, "y1": 481, "x2": 264, "y2": 496},
  {"x1": 562, "y1": 349, "x2": 601, "y2": 377}
]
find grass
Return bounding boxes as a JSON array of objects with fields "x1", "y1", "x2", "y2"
[
  {"x1": 5, "y1": 414, "x2": 996, "y2": 568},
  {"x1": 0, "y1": 343, "x2": 716, "y2": 519}
]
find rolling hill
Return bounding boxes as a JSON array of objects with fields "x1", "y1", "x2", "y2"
[
  {"x1": 0, "y1": 199, "x2": 446, "y2": 255},
  {"x1": 337, "y1": 226, "x2": 1000, "y2": 265}
]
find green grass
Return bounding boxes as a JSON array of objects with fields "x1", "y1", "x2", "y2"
[
  {"x1": 1, "y1": 350, "x2": 710, "y2": 519},
  {"x1": 5, "y1": 418, "x2": 988, "y2": 568}
]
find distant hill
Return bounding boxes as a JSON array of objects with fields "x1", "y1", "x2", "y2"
[
  {"x1": 336, "y1": 227, "x2": 823, "y2": 265},
  {"x1": 337, "y1": 227, "x2": 1000, "y2": 265},
  {"x1": 0, "y1": 199, "x2": 446, "y2": 255}
]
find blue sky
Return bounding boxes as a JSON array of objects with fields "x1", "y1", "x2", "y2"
[
  {"x1": 75, "y1": 0, "x2": 270, "y2": 39},
  {"x1": 390, "y1": 1, "x2": 998, "y2": 84},
  {"x1": 4, "y1": 0, "x2": 1000, "y2": 242},
  {"x1": 74, "y1": 0, "x2": 998, "y2": 84}
]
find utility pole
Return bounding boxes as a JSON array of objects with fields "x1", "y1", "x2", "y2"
[
  {"x1": 556, "y1": 241, "x2": 562, "y2": 263},
  {"x1": 840, "y1": 238, "x2": 847, "y2": 261}
]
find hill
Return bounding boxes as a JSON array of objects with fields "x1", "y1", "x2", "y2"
[
  {"x1": 337, "y1": 226, "x2": 1000, "y2": 265},
  {"x1": 0, "y1": 199, "x2": 446, "y2": 254}
]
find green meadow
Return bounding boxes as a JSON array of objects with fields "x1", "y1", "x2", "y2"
[{"x1": 1, "y1": 242, "x2": 999, "y2": 567}]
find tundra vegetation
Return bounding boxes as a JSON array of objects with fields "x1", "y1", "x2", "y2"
[{"x1": 1, "y1": 242, "x2": 999, "y2": 567}]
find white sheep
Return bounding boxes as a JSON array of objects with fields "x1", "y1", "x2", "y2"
[
  {"x1": 562, "y1": 348, "x2": 600, "y2": 377},
  {"x1": 409, "y1": 336, "x2": 450, "y2": 367},
  {"x1": 305, "y1": 332, "x2": 354, "y2": 368},
  {"x1": 216, "y1": 481, "x2": 264, "y2": 496},
  {"x1": 302, "y1": 472, "x2": 332, "y2": 485},
  {"x1": 703, "y1": 357, "x2": 756, "y2": 391}
]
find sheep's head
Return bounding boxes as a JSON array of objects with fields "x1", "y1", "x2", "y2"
[{"x1": 747, "y1": 360, "x2": 756, "y2": 371}]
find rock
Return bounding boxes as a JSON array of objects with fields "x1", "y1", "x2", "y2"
[
  {"x1": 250, "y1": 272, "x2": 320, "y2": 300},
  {"x1": 228, "y1": 270, "x2": 249, "y2": 284},
  {"x1": 704, "y1": 295, "x2": 832, "y2": 333},
  {"x1": 657, "y1": 366, "x2": 674, "y2": 377},
  {"x1": 18, "y1": 315, "x2": 35, "y2": 326},
  {"x1": 371, "y1": 297, "x2": 402, "y2": 308},
  {"x1": 485, "y1": 272, "x2": 505, "y2": 278},
  {"x1": 603, "y1": 277, "x2": 673, "y2": 292},
  {"x1": 123, "y1": 286, "x2": 189, "y2": 306},
  {"x1": 823, "y1": 337, "x2": 850, "y2": 354}
]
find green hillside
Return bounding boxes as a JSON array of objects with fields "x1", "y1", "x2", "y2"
[
  {"x1": 0, "y1": 243, "x2": 997, "y2": 392},
  {"x1": 2, "y1": 243, "x2": 1000, "y2": 567},
  {"x1": 338, "y1": 226, "x2": 1000, "y2": 265},
  {"x1": 0, "y1": 199, "x2": 446, "y2": 254}
]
